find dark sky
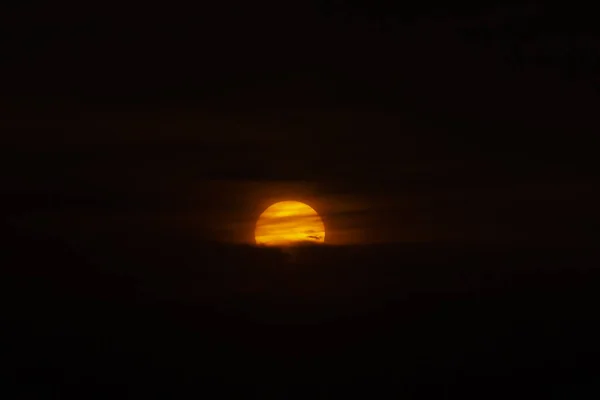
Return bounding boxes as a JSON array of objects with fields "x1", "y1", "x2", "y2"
[{"x1": 2, "y1": 1, "x2": 598, "y2": 246}]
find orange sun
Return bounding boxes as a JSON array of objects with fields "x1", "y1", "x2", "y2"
[{"x1": 255, "y1": 201, "x2": 325, "y2": 246}]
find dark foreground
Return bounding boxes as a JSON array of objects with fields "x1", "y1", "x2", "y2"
[{"x1": 2, "y1": 228, "x2": 599, "y2": 399}]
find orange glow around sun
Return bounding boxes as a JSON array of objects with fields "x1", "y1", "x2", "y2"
[{"x1": 255, "y1": 201, "x2": 325, "y2": 246}]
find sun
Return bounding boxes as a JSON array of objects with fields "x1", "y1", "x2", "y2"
[{"x1": 255, "y1": 201, "x2": 325, "y2": 246}]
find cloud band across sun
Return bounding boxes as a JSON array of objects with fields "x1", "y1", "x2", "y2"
[{"x1": 255, "y1": 201, "x2": 325, "y2": 246}]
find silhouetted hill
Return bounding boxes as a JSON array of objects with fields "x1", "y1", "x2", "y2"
[{"x1": 2, "y1": 223, "x2": 599, "y2": 398}]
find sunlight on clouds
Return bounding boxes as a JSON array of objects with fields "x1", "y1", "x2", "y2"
[{"x1": 255, "y1": 201, "x2": 325, "y2": 246}]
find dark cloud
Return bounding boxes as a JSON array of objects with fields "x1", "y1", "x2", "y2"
[{"x1": 1, "y1": 2, "x2": 597, "y2": 249}]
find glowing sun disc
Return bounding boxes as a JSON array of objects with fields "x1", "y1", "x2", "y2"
[{"x1": 255, "y1": 201, "x2": 325, "y2": 246}]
